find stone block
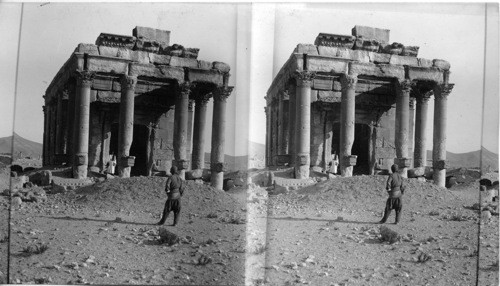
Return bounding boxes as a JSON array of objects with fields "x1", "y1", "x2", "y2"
[
  {"x1": 90, "y1": 90, "x2": 98, "y2": 102},
  {"x1": 332, "y1": 81, "x2": 342, "y2": 91},
  {"x1": 344, "y1": 155, "x2": 357, "y2": 167},
  {"x1": 133, "y1": 26, "x2": 170, "y2": 45},
  {"x1": 394, "y1": 157, "x2": 412, "y2": 168},
  {"x1": 186, "y1": 169, "x2": 203, "y2": 180},
  {"x1": 128, "y1": 50, "x2": 150, "y2": 64},
  {"x1": 433, "y1": 160, "x2": 447, "y2": 170},
  {"x1": 182, "y1": 48, "x2": 200, "y2": 59},
  {"x1": 432, "y1": 59, "x2": 451, "y2": 70},
  {"x1": 75, "y1": 43, "x2": 99, "y2": 55},
  {"x1": 313, "y1": 77, "x2": 333, "y2": 90},
  {"x1": 169, "y1": 56, "x2": 199, "y2": 68},
  {"x1": 198, "y1": 60, "x2": 212, "y2": 70},
  {"x1": 211, "y1": 162, "x2": 226, "y2": 173},
  {"x1": 370, "y1": 52, "x2": 392, "y2": 64},
  {"x1": 314, "y1": 33, "x2": 355, "y2": 48},
  {"x1": 98, "y1": 46, "x2": 119, "y2": 57},
  {"x1": 92, "y1": 78, "x2": 112, "y2": 90},
  {"x1": 317, "y1": 90, "x2": 341, "y2": 103},
  {"x1": 297, "y1": 155, "x2": 309, "y2": 165},
  {"x1": 129, "y1": 63, "x2": 163, "y2": 78},
  {"x1": 349, "y1": 50, "x2": 371, "y2": 62},
  {"x1": 148, "y1": 53, "x2": 171, "y2": 65},
  {"x1": 294, "y1": 44, "x2": 319, "y2": 55},
  {"x1": 97, "y1": 90, "x2": 121, "y2": 103},
  {"x1": 350, "y1": 62, "x2": 405, "y2": 79},
  {"x1": 407, "y1": 67, "x2": 443, "y2": 83},
  {"x1": 408, "y1": 167, "x2": 425, "y2": 178},
  {"x1": 87, "y1": 56, "x2": 129, "y2": 74},
  {"x1": 352, "y1": 25, "x2": 390, "y2": 43},
  {"x1": 417, "y1": 58, "x2": 433, "y2": 68},
  {"x1": 317, "y1": 46, "x2": 340, "y2": 57},
  {"x1": 353, "y1": 38, "x2": 381, "y2": 52},
  {"x1": 186, "y1": 69, "x2": 223, "y2": 86},
  {"x1": 134, "y1": 38, "x2": 160, "y2": 53},
  {"x1": 389, "y1": 54, "x2": 419, "y2": 66},
  {"x1": 213, "y1": 61, "x2": 231, "y2": 73},
  {"x1": 95, "y1": 33, "x2": 135, "y2": 49},
  {"x1": 402, "y1": 46, "x2": 419, "y2": 57},
  {"x1": 157, "y1": 66, "x2": 185, "y2": 82},
  {"x1": 28, "y1": 170, "x2": 52, "y2": 186},
  {"x1": 306, "y1": 56, "x2": 349, "y2": 73},
  {"x1": 11, "y1": 197, "x2": 22, "y2": 209}
]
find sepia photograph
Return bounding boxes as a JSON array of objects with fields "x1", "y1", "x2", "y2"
[{"x1": 0, "y1": 1, "x2": 498, "y2": 286}]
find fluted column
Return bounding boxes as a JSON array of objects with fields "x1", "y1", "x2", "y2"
[
  {"x1": 173, "y1": 82, "x2": 191, "y2": 179},
  {"x1": 265, "y1": 106, "x2": 270, "y2": 166},
  {"x1": 432, "y1": 83, "x2": 454, "y2": 187},
  {"x1": 211, "y1": 86, "x2": 233, "y2": 190},
  {"x1": 191, "y1": 93, "x2": 210, "y2": 170},
  {"x1": 117, "y1": 75, "x2": 137, "y2": 178},
  {"x1": 73, "y1": 71, "x2": 94, "y2": 179},
  {"x1": 282, "y1": 91, "x2": 289, "y2": 156},
  {"x1": 278, "y1": 91, "x2": 288, "y2": 155},
  {"x1": 414, "y1": 91, "x2": 431, "y2": 168},
  {"x1": 187, "y1": 99, "x2": 194, "y2": 168},
  {"x1": 42, "y1": 105, "x2": 48, "y2": 166},
  {"x1": 67, "y1": 84, "x2": 75, "y2": 166},
  {"x1": 394, "y1": 79, "x2": 413, "y2": 177},
  {"x1": 294, "y1": 71, "x2": 315, "y2": 179},
  {"x1": 339, "y1": 73, "x2": 357, "y2": 177}
]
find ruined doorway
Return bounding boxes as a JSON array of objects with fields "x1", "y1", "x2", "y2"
[
  {"x1": 130, "y1": 124, "x2": 149, "y2": 176},
  {"x1": 352, "y1": 123, "x2": 370, "y2": 175}
]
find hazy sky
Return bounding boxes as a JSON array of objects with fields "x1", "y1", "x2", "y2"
[{"x1": 0, "y1": 2, "x2": 498, "y2": 156}]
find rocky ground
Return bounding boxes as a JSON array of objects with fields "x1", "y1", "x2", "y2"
[
  {"x1": 2, "y1": 163, "x2": 499, "y2": 285},
  {"x1": 0, "y1": 166, "x2": 9, "y2": 284}
]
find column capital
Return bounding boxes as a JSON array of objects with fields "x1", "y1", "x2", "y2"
[
  {"x1": 416, "y1": 90, "x2": 432, "y2": 104},
  {"x1": 121, "y1": 75, "x2": 137, "y2": 89},
  {"x1": 434, "y1": 83, "x2": 454, "y2": 99},
  {"x1": 397, "y1": 79, "x2": 414, "y2": 93},
  {"x1": 340, "y1": 74, "x2": 358, "y2": 90},
  {"x1": 294, "y1": 70, "x2": 316, "y2": 87},
  {"x1": 75, "y1": 70, "x2": 95, "y2": 88},
  {"x1": 213, "y1": 86, "x2": 234, "y2": 102},
  {"x1": 178, "y1": 82, "x2": 193, "y2": 97},
  {"x1": 195, "y1": 92, "x2": 211, "y2": 105}
]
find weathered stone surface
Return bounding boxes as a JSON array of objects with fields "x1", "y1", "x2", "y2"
[
  {"x1": 98, "y1": 46, "x2": 119, "y2": 57},
  {"x1": 29, "y1": 170, "x2": 52, "y2": 186},
  {"x1": 182, "y1": 48, "x2": 200, "y2": 59},
  {"x1": 314, "y1": 33, "x2": 355, "y2": 48},
  {"x1": 402, "y1": 46, "x2": 419, "y2": 57},
  {"x1": 417, "y1": 58, "x2": 433, "y2": 68},
  {"x1": 213, "y1": 61, "x2": 231, "y2": 73},
  {"x1": 11, "y1": 197, "x2": 22, "y2": 209},
  {"x1": 432, "y1": 59, "x2": 451, "y2": 70},
  {"x1": 159, "y1": 227, "x2": 179, "y2": 245},
  {"x1": 408, "y1": 167, "x2": 425, "y2": 178},
  {"x1": 95, "y1": 33, "x2": 135, "y2": 49},
  {"x1": 133, "y1": 26, "x2": 170, "y2": 45},
  {"x1": 76, "y1": 43, "x2": 99, "y2": 55},
  {"x1": 380, "y1": 42, "x2": 403, "y2": 55},
  {"x1": 352, "y1": 25, "x2": 390, "y2": 43},
  {"x1": 169, "y1": 56, "x2": 198, "y2": 68},
  {"x1": 388, "y1": 55, "x2": 419, "y2": 66},
  {"x1": 349, "y1": 62, "x2": 405, "y2": 79},
  {"x1": 148, "y1": 53, "x2": 171, "y2": 65},
  {"x1": 129, "y1": 63, "x2": 163, "y2": 79},
  {"x1": 407, "y1": 67, "x2": 443, "y2": 83},
  {"x1": 134, "y1": 38, "x2": 160, "y2": 53},
  {"x1": 157, "y1": 66, "x2": 185, "y2": 82},
  {"x1": 294, "y1": 44, "x2": 319, "y2": 55},
  {"x1": 353, "y1": 37, "x2": 381, "y2": 52},
  {"x1": 370, "y1": 52, "x2": 392, "y2": 64},
  {"x1": 186, "y1": 169, "x2": 203, "y2": 180},
  {"x1": 317, "y1": 90, "x2": 341, "y2": 102},
  {"x1": 306, "y1": 56, "x2": 349, "y2": 73},
  {"x1": 97, "y1": 91, "x2": 121, "y2": 103},
  {"x1": 87, "y1": 56, "x2": 129, "y2": 74},
  {"x1": 186, "y1": 69, "x2": 223, "y2": 85},
  {"x1": 197, "y1": 60, "x2": 212, "y2": 70}
]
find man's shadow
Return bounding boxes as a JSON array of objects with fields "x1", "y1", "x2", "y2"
[
  {"x1": 267, "y1": 216, "x2": 378, "y2": 225},
  {"x1": 41, "y1": 215, "x2": 157, "y2": 226}
]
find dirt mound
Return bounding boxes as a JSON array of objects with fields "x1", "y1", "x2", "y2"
[{"x1": 56, "y1": 177, "x2": 244, "y2": 213}]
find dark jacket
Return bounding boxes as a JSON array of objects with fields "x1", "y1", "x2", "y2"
[
  {"x1": 386, "y1": 172, "x2": 405, "y2": 198},
  {"x1": 165, "y1": 174, "x2": 184, "y2": 200}
]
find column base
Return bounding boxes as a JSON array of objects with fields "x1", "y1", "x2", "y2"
[
  {"x1": 73, "y1": 165, "x2": 87, "y2": 179},
  {"x1": 294, "y1": 165, "x2": 310, "y2": 179},
  {"x1": 340, "y1": 166, "x2": 353, "y2": 177},
  {"x1": 211, "y1": 172, "x2": 223, "y2": 190},
  {"x1": 433, "y1": 169, "x2": 446, "y2": 188},
  {"x1": 119, "y1": 167, "x2": 131, "y2": 178}
]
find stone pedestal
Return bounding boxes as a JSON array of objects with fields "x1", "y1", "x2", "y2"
[
  {"x1": 339, "y1": 74, "x2": 357, "y2": 177},
  {"x1": 117, "y1": 75, "x2": 137, "y2": 178},
  {"x1": 432, "y1": 83, "x2": 454, "y2": 187},
  {"x1": 395, "y1": 79, "x2": 412, "y2": 177},
  {"x1": 414, "y1": 92, "x2": 431, "y2": 168},
  {"x1": 210, "y1": 86, "x2": 233, "y2": 190},
  {"x1": 73, "y1": 71, "x2": 94, "y2": 179},
  {"x1": 192, "y1": 94, "x2": 210, "y2": 170},
  {"x1": 173, "y1": 82, "x2": 191, "y2": 179},
  {"x1": 288, "y1": 83, "x2": 297, "y2": 165},
  {"x1": 294, "y1": 71, "x2": 315, "y2": 179}
]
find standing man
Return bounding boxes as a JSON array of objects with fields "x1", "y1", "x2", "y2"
[
  {"x1": 379, "y1": 164, "x2": 405, "y2": 224},
  {"x1": 157, "y1": 166, "x2": 185, "y2": 226}
]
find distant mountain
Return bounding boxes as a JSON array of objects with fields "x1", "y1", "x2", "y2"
[
  {"x1": 0, "y1": 133, "x2": 43, "y2": 158},
  {"x1": 427, "y1": 148, "x2": 498, "y2": 170}
]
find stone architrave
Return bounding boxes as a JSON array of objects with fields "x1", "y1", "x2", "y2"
[
  {"x1": 414, "y1": 90, "x2": 431, "y2": 168},
  {"x1": 173, "y1": 82, "x2": 191, "y2": 179},
  {"x1": 210, "y1": 86, "x2": 233, "y2": 190},
  {"x1": 191, "y1": 93, "x2": 211, "y2": 170},
  {"x1": 117, "y1": 75, "x2": 137, "y2": 178},
  {"x1": 294, "y1": 70, "x2": 315, "y2": 179},
  {"x1": 394, "y1": 79, "x2": 413, "y2": 177},
  {"x1": 339, "y1": 73, "x2": 357, "y2": 177},
  {"x1": 432, "y1": 83, "x2": 454, "y2": 187},
  {"x1": 73, "y1": 70, "x2": 95, "y2": 179}
]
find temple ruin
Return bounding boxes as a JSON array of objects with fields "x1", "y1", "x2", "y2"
[
  {"x1": 266, "y1": 26, "x2": 454, "y2": 187},
  {"x1": 43, "y1": 26, "x2": 234, "y2": 190}
]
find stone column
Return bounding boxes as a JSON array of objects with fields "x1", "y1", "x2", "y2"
[
  {"x1": 67, "y1": 84, "x2": 75, "y2": 166},
  {"x1": 191, "y1": 93, "x2": 210, "y2": 170},
  {"x1": 278, "y1": 91, "x2": 288, "y2": 156},
  {"x1": 409, "y1": 97, "x2": 416, "y2": 168},
  {"x1": 288, "y1": 83, "x2": 297, "y2": 165},
  {"x1": 282, "y1": 91, "x2": 290, "y2": 156},
  {"x1": 265, "y1": 106, "x2": 270, "y2": 166},
  {"x1": 432, "y1": 83, "x2": 454, "y2": 187},
  {"x1": 73, "y1": 71, "x2": 94, "y2": 179},
  {"x1": 339, "y1": 74, "x2": 357, "y2": 177},
  {"x1": 414, "y1": 91, "x2": 431, "y2": 168},
  {"x1": 42, "y1": 105, "x2": 48, "y2": 166},
  {"x1": 394, "y1": 79, "x2": 413, "y2": 178},
  {"x1": 294, "y1": 71, "x2": 315, "y2": 179},
  {"x1": 117, "y1": 75, "x2": 137, "y2": 178},
  {"x1": 173, "y1": 82, "x2": 191, "y2": 179},
  {"x1": 55, "y1": 93, "x2": 64, "y2": 155},
  {"x1": 187, "y1": 99, "x2": 194, "y2": 168},
  {"x1": 210, "y1": 86, "x2": 233, "y2": 190}
]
